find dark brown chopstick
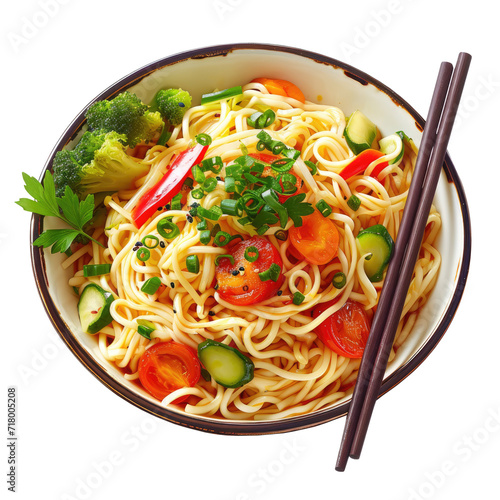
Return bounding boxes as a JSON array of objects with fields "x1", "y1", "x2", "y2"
[{"x1": 336, "y1": 52, "x2": 472, "y2": 471}]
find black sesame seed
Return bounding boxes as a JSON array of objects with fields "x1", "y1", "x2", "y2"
[
  {"x1": 231, "y1": 270, "x2": 239, "y2": 276},
  {"x1": 157, "y1": 206, "x2": 163, "y2": 211},
  {"x1": 214, "y1": 284, "x2": 219, "y2": 290},
  {"x1": 216, "y1": 176, "x2": 222, "y2": 181},
  {"x1": 208, "y1": 311, "x2": 215, "y2": 316},
  {"x1": 277, "y1": 290, "x2": 283, "y2": 296},
  {"x1": 132, "y1": 247, "x2": 138, "y2": 252},
  {"x1": 191, "y1": 202, "x2": 200, "y2": 208},
  {"x1": 173, "y1": 309, "x2": 177, "y2": 314},
  {"x1": 165, "y1": 204, "x2": 171, "y2": 210},
  {"x1": 179, "y1": 102, "x2": 185, "y2": 107},
  {"x1": 239, "y1": 266, "x2": 245, "y2": 271},
  {"x1": 243, "y1": 285, "x2": 249, "y2": 291},
  {"x1": 135, "y1": 242, "x2": 142, "y2": 247},
  {"x1": 170, "y1": 282, "x2": 175, "y2": 288},
  {"x1": 186, "y1": 215, "x2": 194, "y2": 223},
  {"x1": 159, "y1": 241, "x2": 166, "y2": 248}
]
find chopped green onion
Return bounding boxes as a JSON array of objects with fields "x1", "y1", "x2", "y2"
[
  {"x1": 274, "y1": 230, "x2": 288, "y2": 241},
  {"x1": 256, "y1": 141, "x2": 266, "y2": 151},
  {"x1": 83, "y1": 264, "x2": 111, "y2": 277},
  {"x1": 214, "y1": 231, "x2": 231, "y2": 247},
  {"x1": 183, "y1": 177, "x2": 194, "y2": 189},
  {"x1": 280, "y1": 173, "x2": 299, "y2": 195},
  {"x1": 292, "y1": 292, "x2": 305, "y2": 305},
  {"x1": 202, "y1": 177, "x2": 218, "y2": 193},
  {"x1": 304, "y1": 160, "x2": 318, "y2": 176},
  {"x1": 224, "y1": 177, "x2": 236, "y2": 193},
  {"x1": 316, "y1": 199, "x2": 333, "y2": 217},
  {"x1": 136, "y1": 247, "x2": 151, "y2": 262},
  {"x1": 200, "y1": 156, "x2": 223, "y2": 174},
  {"x1": 261, "y1": 189, "x2": 288, "y2": 228},
  {"x1": 215, "y1": 254, "x2": 235, "y2": 266},
  {"x1": 347, "y1": 194, "x2": 361, "y2": 211},
  {"x1": 199, "y1": 230, "x2": 212, "y2": 245},
  {"x1": 271, "y1": 158, "x2": 294, "y2": 174},
  {"x1": 332, "y1": 272, "x2": 347, "y2": 289},
  {"x1": 197, "y1": 205, "x2": 222, "y2": 221},
  {"x1": 210, "y1": 223, "x2": 221, "y2": 237},
  {"x1": 191, "y1": 188, "x2": 205, "y2": 200},
  {"x1": 244, "y1": 246, "x2": 259, "y2": 262},
  {"x1": 220, "y1": 198, "x2": 243, "y2": 217},
  {"x1": 237, "y1": 216, "x2": 252, "y2": 226},
  {"x1": 171, "y1": 193, "x2": 182, "y2": 211},
  {"x1": 197, "y1": 219, "x2": 208, "y2": 230},
  {"x1": 258, "y1": 263, "x2": 281, "y2": 282},
  {"x1": 201, "y1": 86, "x2": 243, "y2": 105},
  {"x1": 195, "y1": 133, "x2": 212, "y2": 146},
  {"x1": 239, "y1": 142, "x2": 249, "y2": 155},
  {"x1": 157, "y1": 219, "x2": 180, "y2": 239},
  {"x1": 192, "y1": 165, "x2": 206, "y2": 184},
  {"x1": 228, "y1": 234, "x2": 244, "y2": 244},
  {"x1": 186, "y1": 255, "x2": 200, "y2": 273},
  {"x1": 141, "y1": 276, "x2": 162, "y2": 294},
  {"x1": 141, "y1": 235, "x2": 159, "y2": 249},
  {"x1": 257, "y1": 224, "x2": 269, "y2": 235},
  {"x1": 241, "y1": 192, "x2": 264, "y2": 216},
  {"x1": 282, "y1": 148, "x2": 301, "y2": 160},
  {"x1": 247, "y1": 109, "x2": 276, "y2": 129},
  {"x1": 137, "y1": 319, "x2": 156, "y2": 339}
]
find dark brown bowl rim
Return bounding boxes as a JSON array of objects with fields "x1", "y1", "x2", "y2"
[{"x1": 30, "y1": 43, "x2": 471, "y2": 435}]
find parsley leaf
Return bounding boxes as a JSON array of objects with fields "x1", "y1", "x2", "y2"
[
  {"x1": 282, "y1": 193, "x2": 314, "y2": 227},
  {"x1": 16, "y1": 171, "x2": 102, "y2": 253}
]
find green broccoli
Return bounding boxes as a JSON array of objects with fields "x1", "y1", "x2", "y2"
[
  {"x1": 155, "y1": 88, "x2": 192, "y2": 126},
  {"x1": 85, "y1": 91, "x2": 163, "y2": 147},
  {"x1": 53, "y1": 130, "x2": 150, "y2": 198}
]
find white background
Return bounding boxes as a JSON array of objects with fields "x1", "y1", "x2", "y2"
[{"x1": 2, "y1": 1, "x2": 499, "y2": 499}]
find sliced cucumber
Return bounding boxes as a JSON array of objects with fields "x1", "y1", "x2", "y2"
[
  {"x1": 343, "y1": 110, "x2": 377, "y2": 155},
  {"x1": 356, "y1": 224, "x2": 394, "y2": 282},
  {"x1": 78, "y1": 283, "x2": 114, "y2": 334},
  {"x1": 379, "y1": 133, "x2": 404, "y2": 165},
  {"x1": 197, "y1": 339, "x2": 254, "y2": 388}
]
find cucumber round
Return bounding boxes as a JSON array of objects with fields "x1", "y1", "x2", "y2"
[
  {"x1": 343, "y1": 110, "x2": 377, "y2": 155},
  {"x1": 78, "y1": 283, "x2": 114, "y2": 334},
  {"x1": 197, "y1": 339, "x2": 254, "y2": 388},
  {"x1": 356, "y1": 224, "x2": 394, "y2": 282}
]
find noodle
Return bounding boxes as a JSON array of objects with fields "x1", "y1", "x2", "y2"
[{"x1": 67, "y1": 82, "x2": 441, "y2": 421}]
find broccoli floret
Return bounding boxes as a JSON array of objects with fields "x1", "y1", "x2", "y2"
[
  {"x1": 53, "y1": 130, "x2": 149, "y2": 198},
  {"x1": 85, "y1": 91, "x2": 164, "y2": 147},
  {"x1": 155, "y1": 88, "x2": 192, "y2": 125}
]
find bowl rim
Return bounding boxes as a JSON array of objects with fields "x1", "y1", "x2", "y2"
[{"x1": 30, "y1": 42, "x2": 472, "y2": 435}]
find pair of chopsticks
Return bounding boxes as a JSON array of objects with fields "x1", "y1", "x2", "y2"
[{"x1": 336, "y1": 52, "x2": 472, "y2": 471}]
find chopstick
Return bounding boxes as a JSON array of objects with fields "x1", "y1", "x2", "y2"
[{"x1": 336, "y1": 52, "x2": 472, "y2": 472}]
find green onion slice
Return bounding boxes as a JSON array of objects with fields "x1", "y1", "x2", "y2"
[
  {"x1": 220, "y1": 198, "x2": 243, "y2": 217},
  {"x1": 274, "y1": 230, "x2": 288, "y2": 241},
  {"x1": 195, "y1": 133, "x2": 212, "y2": 146},
  {"x1": 83, "y1": 264, "x2": 111, "y2": 277},
  {"x1": 141, "y1": 277, "x2": 162, "y2": 294},
  {"x1": 292, "y1": 292, "x2": 305, "y2": 305},
  {"x1": 332, "y1": 272, "x2": 347, "y2": 289},
  {"x1": 170, "y1": 193, "x2": 182, "y2": 211},
  {"x1": 191, "y1": 188, "x2": 205, "y2": 200},
  {"x1": 186, "y1": 255, "x2": 200, "y2": 274},
  {"x1": 137, "y1": 320, "x2": 155, "y2": 339},
  {"x1": 257, "y1": 224, "x2": 269, "y2": 235},
  {"x1": 200, "y1": 156, "x2": 223, "y2": 174},
  {"x1": 201, "y1": 86, "x2": 243, "y2": 105},
  {"x1": 304, "y1": 160, "x2": 318, "y2": 176},
  {"x1": 197, "y1": 205, "x2": 222, "y2": 221},
  {"x1": 347, "y1": 194, "x2": 361, "y2": 211},
  {"x1": 316, "y1": 199, "x2": 333, "y2": 217},
  {"x1": 192, "y1": 165, "x2": 206, "y2": 184},
  {"x1": 247, "y1": 109, "x2": 276, "y2": 129},
  {"x1": 214, "y1": 231, "x2": 231, "y2": 247},
  {"x1": 258, "y1": 263, "x2": 281, "y2": 282},
  {"x1": 271, "y1": 158, "x2": 294, "y2": 174},
  {"x1": 136, "y1": 247, "x2": 151, "y2": 262},
  {"x1": 215, "y1": 254, "x2": 235, "y2": 266},
  {"x1": 141, "y1": 235, "x2": 159, "y2": 249},
  {"x1": 157, "y1": 219, "x2": 180, "y2": 239},
  {"x1": 202, "y1": 177, "x2": 217, "y2": 193},
  {"x1": 199, "y1": 230, "x2": 212, "y2": 245},
  {"x1": 244, "y1": 246, "x2": 259, "y2": 262}
]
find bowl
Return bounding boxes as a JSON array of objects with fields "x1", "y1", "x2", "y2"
[{"x1": 30, "y1": 43, "x2": 471, "y2": 434}]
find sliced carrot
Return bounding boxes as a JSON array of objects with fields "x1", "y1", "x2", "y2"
[{"x1": 252, "y1": 78, "x2": 305, "y2": 103}]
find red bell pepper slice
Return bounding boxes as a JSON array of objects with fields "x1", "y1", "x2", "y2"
[
  {"x1": 132, "y1": 143, "x2": 209, "y2": 228},
  {"x1": 339, "y1": 149, "x2": 388, "y2": 181}
]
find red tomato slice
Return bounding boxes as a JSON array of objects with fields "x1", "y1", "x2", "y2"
[
  {"x1": 312, "y1": 299, "x2": 371, "y2": 358},
  {"x1": 252, "y1": 78, "x2": 306, "y2": 103},
  {"x1": 215, "y1": 236, "x2": 284, "y2": 305},
  {"x1": 138, "y1": 341, "x2": 201, "y2": 402},
  {"x1": 289, "y1": 210, "x2": 339, "y2": 265}
]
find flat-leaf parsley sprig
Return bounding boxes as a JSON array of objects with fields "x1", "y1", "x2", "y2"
[{"x1": 16, "y1": 171, "x2": 104, "y2": 254}]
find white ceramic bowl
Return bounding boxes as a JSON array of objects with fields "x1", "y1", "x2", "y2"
[{"x1": 31, "y1": 44, "x2": 471, "y2": 434}]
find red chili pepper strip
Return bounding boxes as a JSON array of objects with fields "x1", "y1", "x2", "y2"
[
  {"x1": 339, "y1": 149, "x2": 388, "y2": 181},
  {"x1": 132, "y1": 144, "x2": 209, "y2": 228}
]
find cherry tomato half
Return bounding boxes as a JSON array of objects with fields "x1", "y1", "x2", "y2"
[
  {"x1": 252, "y1": 78, "x2": 306, "y2": 103},
  {"x1": 289, "y1": 210, "x2": 339, "y2": 265},
  {"x1": 138, "y1": 341, "x2": 201, "y2": 402},
  {"x1": 215, "y1": 236, "x2": 284, "y2": 306},
  {"x1": 312, "y1": 299, "x2": 371, "y2": 358}
]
